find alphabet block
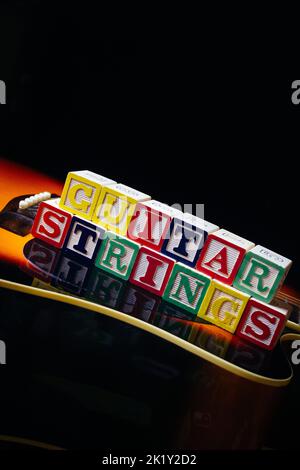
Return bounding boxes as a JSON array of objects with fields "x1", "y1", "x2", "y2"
[
  {"x1": 92, "y1": 183, "x2": 150, "y2": 236},
  {"x1": 236, "y1": 298, "x2": 289, "y2": 350},
  {"x1": 163, "y1": 263, "x2": 211, "y2": 315},
  {"x1": 63, "y1": 216, "x2": 106, "y2": 264},
  {"x1": 129, "y1": 246, "x2": 175, "y2": 296},
  {"x1": 233, "y1": 245, "x2": 292, "y2": 303},
  {"x1": 31, "y1": 198, "x2": 72, "y2": 248},
  {"x1": 59, "y1": 170, "x2": 116, "y2": 220},
  {"x1": 127, "y1": 200, "x2": 182, "y2": 251},
  {"x1": 95, "y1": 232, "x2": 140, "y2": 280},
  {"x1": 161, "y1": 213, "x2": 219, "y2": 267},
  {"x1": 196, "y1": 229, "x2": 254, "y2": 285},
  {"x1": 198, "y1": 280, "x2": 250, "y2": 333}
]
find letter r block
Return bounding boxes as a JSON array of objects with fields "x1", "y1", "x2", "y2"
[
  {"x1": 236, "y1": 298, "x2": 289, "y2": 350},
  {"x1": 95, "y1": 232, "x2": 140, "y2": 280},
  {"x1": 31, "y1": 198, "x2": 72, "y2": 248},
  {"x1": 198, "y1": 280, "x2": 250, "y2": 333},
  {"x1": 59, "y1": 170, "x2": 116, "y2": 220},
  {"x1": 130, "y1": 246, "x2": 175, "y2": 296},
  {"x1": 233, "y1": 245, "x2": 292, "y2": 303},
  {"x1": 163, "y1": 263, "x2": 211, "y2": 315}
]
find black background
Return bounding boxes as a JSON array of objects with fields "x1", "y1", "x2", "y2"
[{"x1": 0, "y1": 2, "x2": 299, "y2": 286}]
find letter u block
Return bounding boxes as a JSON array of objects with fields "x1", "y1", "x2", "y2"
[
  {"x1": 92, "y1": 183, "x2": 151, "y2": 236},
  {"x1": 233, "y1": 245, "x2": 292, "y2": 304},
  {"x1": 198, "y1": 280, "x2": 250, "y2": 334},
  {"x1": 31, "y1": 198, "x2": 72, "y2": 248},
  {"x1": 163, "y1": 263, "x2": 211, "y2": 315},
  {"x1": 59, "y1": 170, "x2": 116, "y2": 220},
  {"x1": 95, "y1": 232, "x2": 140, "y2": 280}
]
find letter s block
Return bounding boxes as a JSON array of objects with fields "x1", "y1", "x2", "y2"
[
  {"x1": 198, "y1": 280, "x2": 250, "y2": 333},
  {"x1": 31, "y1": 198, "x2": 72, "y2": 248},
  {"x1": 233, "y1": 245, "x2": 292, "y2": 303},
  {"x1": 236, "y1": 299, "x2": 289, "y2": 350},
  {"x1": 59, "y1": 170, "x2": 116, "y2": 220}
]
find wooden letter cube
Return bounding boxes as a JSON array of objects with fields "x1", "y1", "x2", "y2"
[
  {"x1": 236, "y1": 298, "x2": 289, "y2": 350},
  {"x1": 31, "y1": 198, "x2": 72, "y2": 248},
  {"x1": 163, "y1": 263, "x2": 211, "y2": 315},
  {"x1": 198, "y1": 280, "x2": 250, "y2": 333},
  {"x1": 233, "y1": 245, "x2": 292, "y2": 303},
  {"x1": 92, "y1": 183, "x2": 150, "y2": 236},
  {"x1": 127, "y1": 200, "x2": 182, "y2": 251},
  {"x1": 161, "y1": 213, "x2": 219, "y2": 267},
  {"x1": 59, "y1": 170, "x2": 116, "y2": 220},
  {"x1": 95, "y1": 232, "x2": 140, "y2": 280},
  {"x1": 196, "y1": 229, "x2": 254, "y2": 285},
  {"x1": 129, "y1": 246, "x2": 175, "y2": 296},
  {"x1": 63, "y1": 216, "x2": 105, "y2": 264}
]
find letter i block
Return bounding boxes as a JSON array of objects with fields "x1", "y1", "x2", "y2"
[
  {"x1": 127, "y1": 200, "x2": 182, "y2": 251},
  {"x1": 198, "y1": 280, "x2": 250, "y2": 334},
  {"x1": 31, "y1": 198, "x2": 72, "y2": 248},
  {"x1": 161, "y1": 213, "x2": 219, "y2": 268},
  {"x1": 63, "y1": 216, "x2": 106, "y2": 264},
  {"x1": 59, "y1": 170, "x2": 116, "y2": 220},
  {"x1": 196, "y1": 229, "x2": 255, "y2": 285},
  {"x1": 95, "y1": 232, "x2": 140, "y2": 280},
  {"x1": 233, "y1": 245, "x2": 292, "y2": 304},
  {"x1": 163, "y1": 263, "x2": 211, "y2": 315},
  {"x1": 93, "y1": 183, "x2": 151, "y2": 236},
  {"x1": 130, "y1": 246, "x2": 175, "y2": 296},
  {"x1": 236, "y1": 298, "x2": 289, "y2": 350}
]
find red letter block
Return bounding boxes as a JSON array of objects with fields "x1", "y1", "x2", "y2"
[
  {"x1": 31, "y1": 198, "x2": 72, "y2": 248},
  {"x1": 130, "y1": 246, "x2": 175, "y2": 296},
  {"x1": 236, "y1": 298, "x2": 289, "y2": 350},
  {"x1": 197, "y1": 229, "x2": 254, "y2": 285}
]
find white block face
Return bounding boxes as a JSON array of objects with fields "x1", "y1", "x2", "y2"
[
  {"x1": 145, "y1": 200, "x2": 183, "y2": 218},
  {"x1": 164, "y1": 219, "x2": 205, "y2": 263},
  {"x1": 96, "y1": 192, "x2": 134, "y2": 234},
  {"x1": 109, "y1": 183, "x2": 150, "y2": 202},
  {"x1": 183, "y1": 213, "x2": 219, "y2": 234},
  {"x1": 213, "y1": 229, "x2": 255, "y2": 251},
  {"x1": 239, "y1": 258, "x2": 281, "y2": 300},
  {"x1": 200, "y1": 238, "x2": 241, "y2": 279},
  {"x1": 74, "y1": 170, "x2": 116, "y2": 186},
  {"x1": 132, "y1": 252, "x2": 169, "y2": 291},
  {"x1": 129, "y1": 204, "x2": 170, "y2": 246},
  {"x1": 205, "y1": 287, "x2": 245, "y2": 327},
  {"x1": 168, "y1": 271, "x2": 207, "y2": 309},
  {"x1": 99, "y1": 239, "x2": 137, "y2": 277},
  {"x1": 65, "y1": 219, "x2": 103, "y2": 260},
  {"x1": 35, "y1": 203, "x2": 69, "y2": 245},
  {"x1": 251, "y1": 245, "x2": 292, "y2": 271},
  {"x1": 64, "y1": 177, "x2": 97, "y2": 213}
]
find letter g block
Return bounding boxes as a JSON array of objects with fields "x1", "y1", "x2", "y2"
[{"x1": 59, "y1": 170, "x2": 116, "y2": 220}]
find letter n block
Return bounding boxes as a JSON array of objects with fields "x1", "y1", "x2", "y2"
[
  {"x1": 63, "y1": 216, "x2": 105, "y2": 264},
  {"x1": 163, "y1": 263, "x2": 211, "y2": 315},
  {"x1": 95, "y1": 232, "x2": 140, "y2": 280},
  {"x1": 130, "y1": 247, "x2": 175, "y2": 296},
  {"x1": 233, "y1": 245, "x2": 292, "y2": 303},
  {"x1": 236, "y1": 299, "x2": 289, "y2": 350},
  {"x1": 31, "y1": 198, "x2": 72, "y2": 248},
  {"x1": 161, "y1": 213, "x2": 219, "y2": 268},
  {"x1": 59, "y1": 170, "x2": 116, "y2": 220},
  {"x1": 93, "y1": 183, "x2": 151, "y2": 236},
  {"x1": 196, "y1": 229, "x2": 254, "y2": 285},
  {"x1": 198, "y1": 280, "x2": 250, "y2": 333}
]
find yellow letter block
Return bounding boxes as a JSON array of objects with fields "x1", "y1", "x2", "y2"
[
  {"x1": 59, "y1": 170, "x2": 116, "y2": 220},
  {"x1": 198, "y1": 280, "x2": 250, "y2": 333},
  {"x1": 93, "y1": 183, "x2": 150, "y2": 236}
]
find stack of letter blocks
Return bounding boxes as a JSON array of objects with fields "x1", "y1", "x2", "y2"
[{"x1": 31, "y1": 170, "x2": 293, "y2": 351}]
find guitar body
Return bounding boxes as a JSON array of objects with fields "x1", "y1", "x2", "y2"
[{"x1": 0, "y1": 158, "x2": 299, "y2": 449}]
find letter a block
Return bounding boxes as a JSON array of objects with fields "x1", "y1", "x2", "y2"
[
  {"x1": 161, "y1": 213, "x2": 219, "y2": 268},
  {"x1": 31, "y1": 198, "x2": 72, "y2": 248},
  {"x1": 198, "y1": 280, "x2": 250, "y2": 333},
  {"x1": 130, "y1": 246, "x2": 175, "y2": 296},
  {"x1": 63, "y1": 216, "x2": 106, "y2": 264},
  {"x1": 163, "y1": 263, "x2": 211, "y2": 315},
  {"x1": 236, "y1": 298, "x2": 289, "y2": 350},
  {"x1": 95, "y1": 232, "x2": 140, "y2": 280},
  {"x1": 93, "y1": 183, "x2": 151, "y2": 236},
  {"x1": 196, "y1": 229, "x2": 254, "y2": 285},
  {"x1": 233, "y1": 245, "x2": 292, "y2": 304},
  {"x1": 59, "y1": 170, "x2": 116, "y2": 220}
]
